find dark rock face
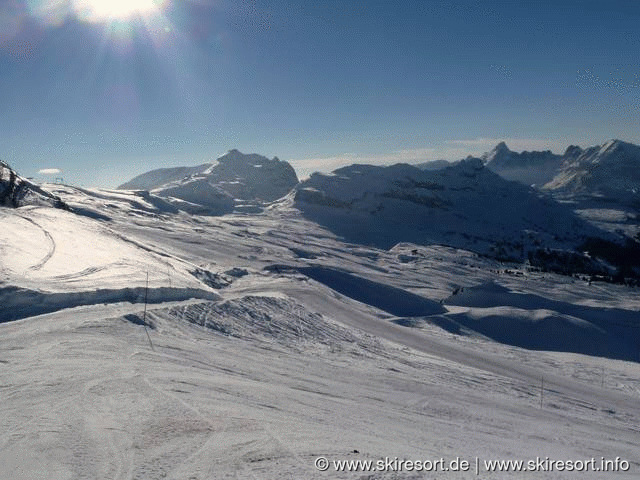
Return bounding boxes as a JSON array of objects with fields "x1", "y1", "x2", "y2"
[{"x1": 0, "y1": 162, "x2": 67, "y2": 209}]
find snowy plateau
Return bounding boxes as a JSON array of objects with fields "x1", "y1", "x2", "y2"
[{"x1": 1, "y1": 145, "x2": 639, "y2": 480}]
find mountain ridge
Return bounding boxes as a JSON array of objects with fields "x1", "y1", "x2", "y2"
[
  {"x1": 118, "y1": 150, "x2": 299, "y2": 212},
  {"x1": 0, "y1": 161, "x2": 67, "y2": 209}
]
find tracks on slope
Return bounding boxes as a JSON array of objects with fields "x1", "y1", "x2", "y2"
[
  {"x1": 15, "y1": 214, "x2": 56, "y2": 271},
  {"x1": 231, "y1": 280, "x2": 640, "y2": 416}
]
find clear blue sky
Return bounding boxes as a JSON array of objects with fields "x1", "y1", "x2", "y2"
[{"x1": 1, "y1": 0, "x2": 639, "y2": 186}]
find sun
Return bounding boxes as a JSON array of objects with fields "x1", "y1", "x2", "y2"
[{"x1": 72, "y1": 0, "x2": 161, "y2": 22}]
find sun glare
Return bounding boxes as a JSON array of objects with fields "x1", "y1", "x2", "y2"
[{"x1": 73, "y1": 0, "x2": 160, "y2": 22}]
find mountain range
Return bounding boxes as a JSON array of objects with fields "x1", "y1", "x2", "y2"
[
  {"x1": 3, "y1": 140, "x2": 640, "y2": 280},
  {"x1": 482, "y1": 139, "x2": 640, "y2": 203}
]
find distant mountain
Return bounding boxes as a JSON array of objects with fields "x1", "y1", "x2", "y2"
[
  {"x1": 0, "y1": 161, "x2": 66, "y2": 209},
  {"x1": 482, "y1": 142, "x2": 564, "y2": 186},
  {"x1": 118, "y1": 164, "x2": 211, "y2": 191},
  {"x1": 542, "y1": 139, "x2": 640, "y2": 201},
  {"x1": 415, "y1": 159, "x2": 453, "y2": 171},
  {"x1": 481, "y1": 139, "x2": 640, "y2": 203},
  {"x1": 118, "y1": 150, "x2": 299, "y2": 213},
  {"x1": 294, "y1": 158, "x2": 608, "y2": 259}
]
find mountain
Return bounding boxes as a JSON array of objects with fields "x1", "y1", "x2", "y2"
[
  {"x1": 294, "y1": 158, "x2": 608, "y2": 260},
  {"x1": 118, "y1": 150, "x2": 299, "y2": 212},
  {"x1": 481, "y1": 139, "x2": 640, "y2": 202},
  {"x1": 478, "y1": 140, "x2": 640, "y2": 240},
  {"x1": 415, "y1": 159, "x2": 453, "y2": 170},
  {"x1": 0, "y1": 161, "x2": 67, "y2": 209},
  {"x1": 118, "y1": 163, "x2": 211, "y2": 191},
  {"x1": 482, "y1": 142, "x2": 564, "y2": 186},
  {"x1": 543, "y1": 139, "x2": 640, "y2": 201},
  {"x1": 151, "y1": 177, "x2": 236, "y2": 215}
]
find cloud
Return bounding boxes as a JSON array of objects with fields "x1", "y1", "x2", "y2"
[{"x1": 38, "y1": 168, "x2": 62, "y2": 175}]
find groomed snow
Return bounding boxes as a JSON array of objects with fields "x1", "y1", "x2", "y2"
[{"x1": 1, "y1": 181, "x2": 639, "y2": 479}]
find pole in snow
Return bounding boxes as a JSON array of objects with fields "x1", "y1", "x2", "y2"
[{"x1": 143, "y1": 270, "x2": 154, "y2": 351}]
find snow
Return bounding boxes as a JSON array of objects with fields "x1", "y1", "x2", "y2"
[
  {"x1": 0, "y1": 202, "x2": 220, "y2": 322},
  {"x1": 117, "y1": 164, "x2": 212, "y2": 191},
  {"x1": 117, "y1": 150, "x2": 299, "y2": 213},
  {"x1": 294, "y1": 159, "x2": 607, "y2": 255},
  {"x1": 152, "y1": 177, "x2": 235, "y2": 215},
  {"x1": 0, "y1": 162, "x2": 66, "y2": 209},
  {"x1": 543, "y1": 139, "x2": 640, "y2": 201},
  {"x1": 1, "y1": 166, "x2": 639, "y2": 479},
  {"x1": 482, "y1": 142, "x2": 564, "y2": 187}
]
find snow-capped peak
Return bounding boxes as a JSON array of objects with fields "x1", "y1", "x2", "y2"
[
  {"x1": 481, "y1": 141, "x2": 511, "y2": 164},
  {"x1": 543, "y1": 139, "x2": 640, "y2": 199},
  {"x1": 119, "y1": 150, "x2": 299, "y2": 213}
]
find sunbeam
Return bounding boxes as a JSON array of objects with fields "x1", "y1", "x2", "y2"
[{"x1": 72, "y1": 0, "x2": 161, "y2": 22}]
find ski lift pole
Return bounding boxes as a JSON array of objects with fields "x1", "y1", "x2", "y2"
[{"x1": 143, "y1": 270, "x2": 154, "y2": 351}]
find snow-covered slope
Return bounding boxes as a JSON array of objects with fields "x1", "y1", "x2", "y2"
[
  {"x1": 118, "y1": 163, "x2": 212, "y2": 191},
  {"x1": 1, "y1": 174, "x2": 639, "y2": 479},
  {"x1": 152, "y1": 177, "x2": 235, "y2": 215},
  {"x1": 543, "y1": 139, "x2": 640, "y2": 201},
  {"x1": 476, "y1": 140, "x2": 640, "y2": 239},
  {"x1": 481, "y1": 139, "x2": 640, "y2": 204},
  {"x1": 0, "y1": 161, "x2": 67, "y2": 209},
  {"x1": 118, "y1": 150, "x2": 299, "y2": 213},
  {"x1": 200, "y1": 149, "x2": 299, "y2": 202},
  {"x1": 483, "y1": 142, "x2": 565, "y2": 186},
  {"x1": 0, "y1": 190, "x2": 221, "y2": 322},
  {"x1": 295, "y1": 159, "x2": 608, "y2": 258}
]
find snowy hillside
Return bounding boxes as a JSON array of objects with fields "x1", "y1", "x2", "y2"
[
  {"x1": 118, "y1": 150, "x2": 299, "y2": 213},
  {"x1": 543, "y1": 139, "x2": 640, "y2": 201},
  {"x1": 477, "y1": 140, "x2": 640, "y2": 240},
  {"x1": 0, "y1": 183, "x2": 223, "y2": 322},
  {"x1": 481, "y1": 139, "x2": 640, "y2": 205},
  {"x1": 295, "y1": 159, "x2": 609, "y2": 261},
  {"x1": 118, "y1": 163, "x2": 212, "y2": 191},
  {"x1": 1, "y1": 168, "x2": 640, "y2": 479}
]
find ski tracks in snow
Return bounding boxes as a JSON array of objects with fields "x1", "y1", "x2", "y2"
[
  {"x1": 141, "y1": 361, "x2": 304, "y2": 480},
  {"x1": 16, "y1": 214, "x2": 56, "y2": 271}
]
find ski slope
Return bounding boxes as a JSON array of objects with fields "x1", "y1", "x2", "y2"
[{"x1": 1, "y1": 183, "x2": 639, "y2": 479}]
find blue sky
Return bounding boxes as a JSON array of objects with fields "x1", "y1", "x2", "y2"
[{"x1": 1, "y1": 0, "x2": 639, "y2": 186}]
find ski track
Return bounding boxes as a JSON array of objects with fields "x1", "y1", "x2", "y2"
[
  {"x1": 15, "y1": 214, "x2": 56, "y2": 271},
  {"x1": 2, "y1": 184, "x2": 640, "y2": 479},
  {"x1": 230, "y1": 280, "x2": 640, "y2": 416}
]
